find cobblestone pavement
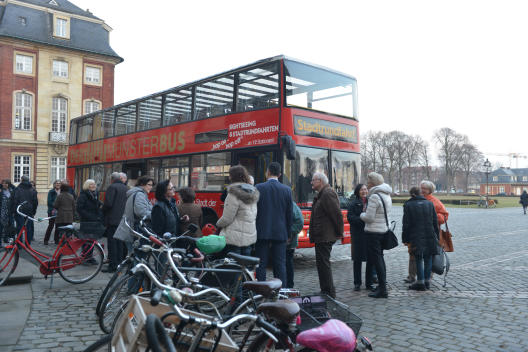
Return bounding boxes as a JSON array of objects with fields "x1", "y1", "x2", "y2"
[{"x1": 2, "y1": 206, "x2": 528, "y2": 351}]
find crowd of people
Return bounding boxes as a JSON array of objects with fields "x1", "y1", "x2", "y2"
[{"x1": 0, "y1": 165, "x2": 461, "y2": 300}]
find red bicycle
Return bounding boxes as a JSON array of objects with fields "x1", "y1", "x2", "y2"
[{"x1": 0, "y1": 202, "x2": 105, "y2": 286}]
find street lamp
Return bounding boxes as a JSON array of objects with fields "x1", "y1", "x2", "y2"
[{"x1": 483, "y1": 158, "x2": 492, "y2": 208}]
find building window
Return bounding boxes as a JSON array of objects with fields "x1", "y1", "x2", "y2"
[
  {"x1": 14, "y1": 155, "x2": 31, "y2": 183},
  {"x1": 523, "y1": 176, "x2": 528, "y2": 182},
  {"x1": 51, "y1": 157, "x2": 66, "y2": 181},
  {"x1": 55, "y1": 18, "x2": 68, "y2": 38},
  {"x1": 492, "y1": 176, "x2": 498, "y2": 182},
  {"x1": 52, "y1": 97, "x2": 67, "y2": 132},
  {"x1": 85, "y1": 66, "x2": 101, "y2": 84},
  {"x1": 15, "y1": 92, "x2": 32, "y2": 130},
  {"x1": 52, "y1": 60, "x2": 68, "y2": 78},
  {"x1": 15, "y1": 54, "x2": 33, "y2": 74},
  {"x1": 499, "y1": 186, "x2": 505, "y2": 193},
  {"x1": 84, "y1": 100, "x2": 100, "y2": 114}
]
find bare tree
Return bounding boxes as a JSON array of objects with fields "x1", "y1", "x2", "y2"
[
  {"x1": 434, "y1": 128, "x2": 467, "y2": 192},
  {"x1": 418, "y1": 139, "x2": 431, "y2": 180},
  {"x1": 403, "y1": 135, "x2": 424, "y2": 190},
  {"x1": 459, "y1": 143, "x2": 484, "y2": 192}
]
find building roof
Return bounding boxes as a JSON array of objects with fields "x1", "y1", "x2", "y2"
[
  {"x1": 0, "y1": 0, "x2": 123, "y2": 62},
  {"x1": 485, "y1": 167, "x2": 528, "y2": 184}
]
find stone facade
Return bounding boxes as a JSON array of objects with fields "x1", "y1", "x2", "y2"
[{"x1": 0, "y1": 0, "x2": 121, "y2": 202}]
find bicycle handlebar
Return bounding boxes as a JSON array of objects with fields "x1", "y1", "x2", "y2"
[{"x1": 16, "y1": 203, "x2": 55, "y2": 222}]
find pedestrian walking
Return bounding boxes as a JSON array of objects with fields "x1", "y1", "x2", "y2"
[
  {"x1": 404, "y1": 180, "x2": 449, "y2": 283},
  {"x1": 11, "y1": 175, "x2": 38, "y2": 244},
  {"x1": 53, "y1": 183, "x2": 76, "y2": 241},
  {"x1": 520, "y1": 190, "x2": 528, "y2": 215},
  {"x1": 361, "y1": 172, "x2": 392, "y2": 299},
  {"x1": 255, "y1": 162, "x2": 293, "y2": 285},
  {"x1": 102, "y1": 172, "x2": 128, "y2": 272},
  {"x1": 43, "y1": 180, "x2": 61, "y2": 245},
  {"x1": 309, "y1": 172, "x2": 344, "y2": 298},
  {"x1": 216, "y1": 165, "x2": 259, "y2": 256},
  {"x1": 402, "y1": 187, "x2": 440, "y2": 291},
  {"x1": 0, "y1": 179, "x2": 15, "y2": 243},
  {"x1": 286, "y1": 201, "x2": 304, "y2": 288},
  {"x1": 114, "y1": 176, "x2": 154, "y2": 250},
  {"x1": 178, "y1": 187, "x2": 203, "y2": 237},
  {"x1": 347, "y1": 183, "x2": 375, "y2": 291},
  {"x1": 151, "y1": 180, "x2": 185, "y2": 237}
]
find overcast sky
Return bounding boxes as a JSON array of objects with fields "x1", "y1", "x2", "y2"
[{"x1": 74, "y1": 0, "x2": 528, "y2": 168}]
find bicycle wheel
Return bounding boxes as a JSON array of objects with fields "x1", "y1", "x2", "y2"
[
  {"x1": 83, "y1": 334, "x2": 112, "y2": 352},
  {"x1": 57, "y1": 240, "x2": 104, "y2": 284},
  {"x1": 145, "y1": 314, "x2": 177, "y2": 352},
  {"x1": 228, "y1": 295, "x2": 266, "y2": 348},
  {"x1": 0, "y1": 245, "x2": 19, "y2": 286},
  {"x1": 99, "y1": 273, "x2": 149, "y2": 333},
  {"x1": 96, "y1": 258, "x2": 133, "y2": 317}
]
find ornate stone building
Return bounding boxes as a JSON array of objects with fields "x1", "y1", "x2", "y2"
[{"x1": 0, "y1": 0, "x2": 121, "y2": 200}]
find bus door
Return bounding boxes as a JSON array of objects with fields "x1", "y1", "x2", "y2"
[{"x1": 233, "y1": 151, "x2": 274, "y2": 184}]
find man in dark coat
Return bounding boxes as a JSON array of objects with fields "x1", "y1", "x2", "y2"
[
  {"x1": 520, "y1": 190, "x2": 528, "y2": 215},
  {"x1": 43, "y1": 180, "x2": 61, "y2": 245},
  {"x1": 11, "y1": 175, "x2": 38, "y2": 244},
  {"x1": 255, "y1": 162, "x2": 293, "y2": 285},
  {"x1": 102, "y1": 172, "x2": 128, "y2": 272},
  {"x1": 402, "y1": 186, "x2": 439, "y2": 291},
  {"x1": 309, "y1": 172, "x2": 343, "y2": 298}
]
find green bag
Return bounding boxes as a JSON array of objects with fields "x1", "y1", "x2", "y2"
[{"x1": 196, "y1": 235, "x2": 226, "y2": 254}]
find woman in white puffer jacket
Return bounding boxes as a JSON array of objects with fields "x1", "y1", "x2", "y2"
[{"x1": 216, "y1": 165, "x2": 260, "y2": 256}]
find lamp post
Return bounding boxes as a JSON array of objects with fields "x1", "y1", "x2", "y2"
[{"x1": 483, "y1": 158, "x2": 492, "y2": 208}]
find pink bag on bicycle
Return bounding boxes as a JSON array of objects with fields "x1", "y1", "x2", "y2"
[{"x1": 296, "y1": 319, "x2": 356, "y2": 352}]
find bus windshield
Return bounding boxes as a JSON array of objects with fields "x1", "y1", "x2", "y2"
[{"x1": 284, "y1": 59, "x2": 358, "y2": 118}]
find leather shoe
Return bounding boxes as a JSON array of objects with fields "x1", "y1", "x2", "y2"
[
  {"x1": 354, "y1": 285, "x2": 361, "y2": 291},
  {"x1": 403, "y1": 277, "x2": 415, "y2": 284},
  {"x1": 408, "y1": 282, "x2": 426, "y2": 291},
  {"x1": 366, "y1": 285, "x2": 376, "y2": 292},
  {"x1": 368, "y1": 290, "x2": 388, "y2": 298}
]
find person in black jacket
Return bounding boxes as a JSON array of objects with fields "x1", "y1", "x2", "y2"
[
  {"x1": 0, "y1": 179, "x2": 15, "y2": 243},
  {"x1": 402, "y1": 186, "x2": 439, "y2": 291},
  {"x1": 102, "y1": 172, "x2": 128, "y2": 272},
  {"x1": 347, "y1": 184, "x2": 375, "y2": 291},
  {"x1": 77, "y1": 179, "x2": 103, "y2": 224},
  {"x1": 520, "y1": 190, "x2": 528, "y2": 215},
  {"x1": 151, "y1": 180, "x2": 187, "y2": 237},
  {"x1": 11, "y1": 175, "x2": 38, "y2": 244}
]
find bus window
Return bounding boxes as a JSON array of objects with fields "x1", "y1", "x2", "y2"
[
  {"x1": 77, "y1": 117, "x2": 93, "y2": 143},
  {"x1": 331, "y1": 150, "x2": 360, "y2": 199},
  {"x1": 236, "y1": 62, "x2": 279, "y2": 112},
  {"x1": 194, "y1": 75, "x2": 235, "y2": 120},
  {"x1": 191, "y1": 152, "x2": 230, "y2": 191},
  {"x1": 285, "y1": 146, "x2": 328, "y2": 207},
  {"x1": 161, "y1": 156, "x2": 189, "y2": 189},
  {"x1": 146, "y1": 159, "x2": 162, "y2": 185},
  {"x1": 116, "y1": 104, "x2": 137, "y2": 136},
  {"x1": 69, "y1": 120, "x2": 77, "y2": 144},
  {"x1": 139, "y1": 96, "x2": 162, "y2": 131},
  {"x1": 164, "y1": 89, "x2": 192, "y2": 125}
]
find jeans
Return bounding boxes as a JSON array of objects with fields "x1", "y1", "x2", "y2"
[
  {"x1": 366, "y1": 232, "x2": 387, "y2": 292},
  {"x1": 255, "y1": 239, "x2": 286, "y2": 286},
  {"x1": 353, "y1": 260, "x2": 374, "y2": 287},
  {"x1": 285, "y1": 248, "x2": 295, "y2": 288},
  {"x1": 415, "y1": 254, "x2": 432, "y2": 281},
  {"x1": 15, "y1": 214, "x2": 34, "y2": 244},
  {"x1": 315, "y1": 241, "x2": 336, "y2": 298}
]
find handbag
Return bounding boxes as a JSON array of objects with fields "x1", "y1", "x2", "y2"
[
  {"x1": 431, "y1": 234, "x2": 450, "y2": 287},
  {"x1": 377, "y1": 194, "x2": 398, "y2": 250},
  {"x1": 79, "y1": 221, "x2": 106, "y2": 239},
  {"x1": 439, "y1": 222, "x2": 454, "y2": 252}
]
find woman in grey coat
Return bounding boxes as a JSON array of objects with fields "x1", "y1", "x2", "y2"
[{"x1": 114, "y1": 176, "x2": 154, "y2": 247}]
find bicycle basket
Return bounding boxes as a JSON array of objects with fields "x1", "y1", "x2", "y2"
[{"x1": 291, "y1": 294, "x2": 363, "y2": 335}]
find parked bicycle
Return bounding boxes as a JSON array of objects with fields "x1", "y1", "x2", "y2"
[{"x1": 0, "y1": 202, "x2": 104, "y2": 286}]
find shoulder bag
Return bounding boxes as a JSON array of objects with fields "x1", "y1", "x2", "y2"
[
  {"x1": 431, "y1": 230, "x2": 450, "y2": 287},
  {"x1": 377, "y1": 194, "x2": 398, "y2": 250},
  {"x1": 439, "y1": 221, "x2": 454, "y2": 252}
]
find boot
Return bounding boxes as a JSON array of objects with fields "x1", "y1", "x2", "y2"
[
  {"x1": 368, "y1": 288, "x2": 388, "y2": 298},
  {"x1": 409, "y1": 282, "x2": 426, "y2": 291}
]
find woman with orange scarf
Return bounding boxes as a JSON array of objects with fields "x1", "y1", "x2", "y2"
[{"x1": 404, "y1": 180, "x2": 449, "y2": 284}]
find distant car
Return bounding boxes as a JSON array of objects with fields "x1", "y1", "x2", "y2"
[{"x1": 497, "y1": 192, "x2": 507, "y2": 196}]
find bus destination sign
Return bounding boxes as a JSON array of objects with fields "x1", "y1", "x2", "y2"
[{"x1": 293, "y1": 115, "x2": 357, "y2": 144}]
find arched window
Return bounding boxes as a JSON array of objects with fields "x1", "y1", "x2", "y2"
[
  {"x1": 14, "y1": 92, "x2": 32, "y2": 130},
  {"x1": 52, "y1": 96, "x2": 68, "y2": 132}
]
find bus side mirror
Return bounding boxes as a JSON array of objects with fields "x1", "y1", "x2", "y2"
[{"x1": 282, "y1": 135, "x2": 296, "y2": 160}]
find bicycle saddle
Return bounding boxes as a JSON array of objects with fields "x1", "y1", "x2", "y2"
[
  {"x1": 227, "y1": 252, "x2": 260, "y2": 267},
  {"x1": 243, "y1": 278, "x2": 282, "y2": 298},
  {"x1": 257, "y1": 299, "x2": 300, "y2": 324},
  {"x1": 57, "y1": 225, "x2": 74, "y2": 231},
  {"x1": 296, "y1": 319, "x2": 356, "y2": 352}
]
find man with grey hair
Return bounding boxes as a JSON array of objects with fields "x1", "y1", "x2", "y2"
[
  {"x1": 309, "y1": 171, "x2": 343, "y2": 298},
  {"x1": 119, "y1": 172, "x2": 128, "y2": 186},
  {"x1": 102, "y1": 171, "x2": 128, "y2": 272},
  {"x1": 361, "y1": 172, "x2": 393, "y2": 298}
]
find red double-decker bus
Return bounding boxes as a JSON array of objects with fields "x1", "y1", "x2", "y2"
[{"x1": 67, "y1": 56, "x2": 359, "y2": 248}]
